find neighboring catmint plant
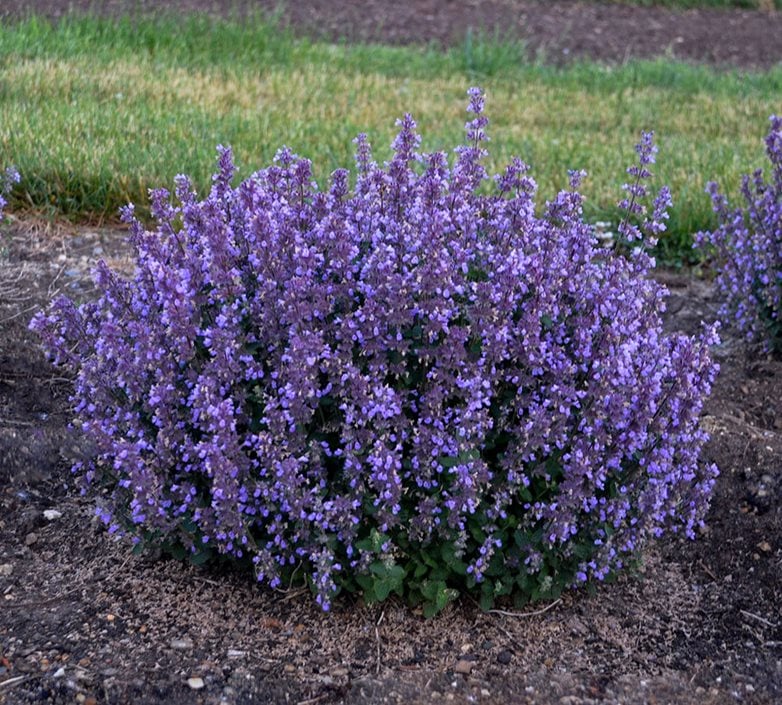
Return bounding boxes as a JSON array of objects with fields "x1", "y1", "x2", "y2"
[
  {"x1": 696, "y1": 116, "x2": 782, "y2": 353},
  {"x1": 0, "y1": 167, "x2": 19, "y2": 218},
  {"x1": 31, "y1": 90, "x2": 719, "y2": 614}
]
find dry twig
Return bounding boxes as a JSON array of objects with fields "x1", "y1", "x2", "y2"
[
  {"x1": 375, "y1": 608, "x2": 385, "y2": 675},
  {"x1": 488, "y1": 598, "x2": 563, "y2": 618},
  {"x1": 740, "y1": 610, "x2": 778, "y2": 629}
]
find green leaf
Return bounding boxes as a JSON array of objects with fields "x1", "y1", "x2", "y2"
[
  {"x1": 440, "y1": 543, "x2": 468, "y2": 576},
  {"x1": 422, "y1": 601, "x2": 441, "y2": 618},
  {"x1": 478, "y1": 589, "x2": 494, "y2": 612},
  {"x1": 189, "y1": 546, "x2": 213, "y2": 566},
  {"x1": 163, "y1": 541, "x2": 186, "y2": 561},
  {"x1": 355, "y1": 573, "x2": 377, "y2": 602}
]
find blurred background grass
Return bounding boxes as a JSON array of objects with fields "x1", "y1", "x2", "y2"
[{"x1": 0, "y1": 14, "x2": 780, "y2": 261}]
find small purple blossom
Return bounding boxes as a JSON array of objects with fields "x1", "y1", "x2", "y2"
[{"x1": 0, "y1": 166, "x2": 20, "y2": 217}]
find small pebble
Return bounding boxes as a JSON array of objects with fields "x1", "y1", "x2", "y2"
[
  {"x1": 187, "y1": 676, "x2": 205, "y2": 690},
  {"x1": 24, "y1": 532, "x2": 38, "y2": 547},
  {"x1": 53, "y1": 667, "x2": 66, "y2": 678},
  {"x1": 0, "y1": 564, "x2": 13, "y2": 577},
  {"x1": 170, "y1": 638, "x2": 193, "y2": 650},
  {"x1": 454, "y1": 659, "x2": 474, "y2": 675},
  {"x1": 43, "y1": 510, "x2": 63, "y2": 521},
  {"x1": 497, "y1": 650, "x2": 512, "y2": 665}
]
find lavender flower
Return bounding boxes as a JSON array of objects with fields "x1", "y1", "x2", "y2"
[{"x1": 31, "y1": 90, "x2": 718, "y2": 612}]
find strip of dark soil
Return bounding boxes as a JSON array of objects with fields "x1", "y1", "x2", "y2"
[{"x1": 1, "y1": 0, "x2": 782, "y2": 70}]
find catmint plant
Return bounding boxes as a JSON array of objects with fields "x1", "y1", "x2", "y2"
[
  {"x1": 31, "y1": 90, "x2": 718, "y2": 614},
  {"x1": 697, "y1": 116, "x2": 782, "y2": 353}
]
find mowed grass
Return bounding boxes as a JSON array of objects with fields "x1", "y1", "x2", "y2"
[{"x1": 0, "y1": 15, "x2": 780, "y2": 259}]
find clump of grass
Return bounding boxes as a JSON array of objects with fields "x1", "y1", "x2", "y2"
[{"x1": 0, "y1": 13, "x2": 780, "y2": 261}]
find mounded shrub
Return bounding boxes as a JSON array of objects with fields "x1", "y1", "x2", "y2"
[
  {"x1": 31, "y1": 90, "x2": 718, "y2": 614},
  {"x1": 697, "y1": 116, "x2": 782, "y2": 353}
]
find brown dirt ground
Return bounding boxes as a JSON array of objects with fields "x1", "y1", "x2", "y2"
[
  {"x1": 2, "y1": 0, "x2": 782, "y2": 69},
  {"x1": 0, "y1": 219, "x2": 780, "y2": 705}
]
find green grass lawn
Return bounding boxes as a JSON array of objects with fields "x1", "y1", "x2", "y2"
[{"x1": 1, "y1": 14, "x2": 780, "y2": 260}]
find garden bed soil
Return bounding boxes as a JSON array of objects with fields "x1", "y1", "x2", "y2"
[
  {"x1": 2, "y1": 0, "x2": 782, "y2": 70},
  {"x1": 0, "y1": 221, "x2": 780, "y2": 705}
]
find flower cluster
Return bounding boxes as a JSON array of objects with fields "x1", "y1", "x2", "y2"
[
  {"x1": 0, "y1": 167, "x2": 19, "y2": 217},
  {"x1": 32, "y1": 90, "x2": 718, "y2": 612},
  {"x1": 696, "y1": 116, "x2": 782, "y2": 353}
]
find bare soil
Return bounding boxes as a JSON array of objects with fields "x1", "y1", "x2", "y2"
[
  {"x1": 0, "y1": 219, "x2": 780, "y2": 705},
  {"x1": 2, "y1": 0, "x2": 782, "y2": 69}
]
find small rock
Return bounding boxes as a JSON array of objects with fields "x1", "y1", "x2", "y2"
[
  {"x1": 559, "y1": 697, "x2": 580, "y2": 705},
  {"x1": 170, "y1": 638, "x2": 194, "y2": 650},
  {"x1": 283, "y1": 664, "x2": 296, "y2": 674},
  {"x1": 453, "y1": 659, "x2": 474, "y2": 675},
  {"x1": 226, "y1": 649, "x2": 246, "y2": 659},
  {"x1": 53, "y1": 667, "x2": 66, "y2": 678},
  {"x1": 0, "y1": 564, "x2": 13, "y2": 577},
  {"x1": 568, "y1": 616, "x2": 589, "y2": 637},
  {"x1": 331, "y1": 667, "x2": 349, "y2": 678},
  {"x1": 24, "y1": 532, "x2": 38, "y2": 547},
  {"x1": 480, "y1": 690, "x2": 491, "y2": 698},
  {"x1": 757, "y1": 541, "x2": 772, "y2": 553},
  {"x1": 43, "y1": 510, "x2": 62, "y2": 521},
  {"x1": 497, "y1": 650, "x2": 512, "y2": 665},
  {"x1": 75, "y1": 695, "x2": 86, "y2": 704},
  {"x1": 187, "y1": 677, "x2": 205, "y2": 690}
]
